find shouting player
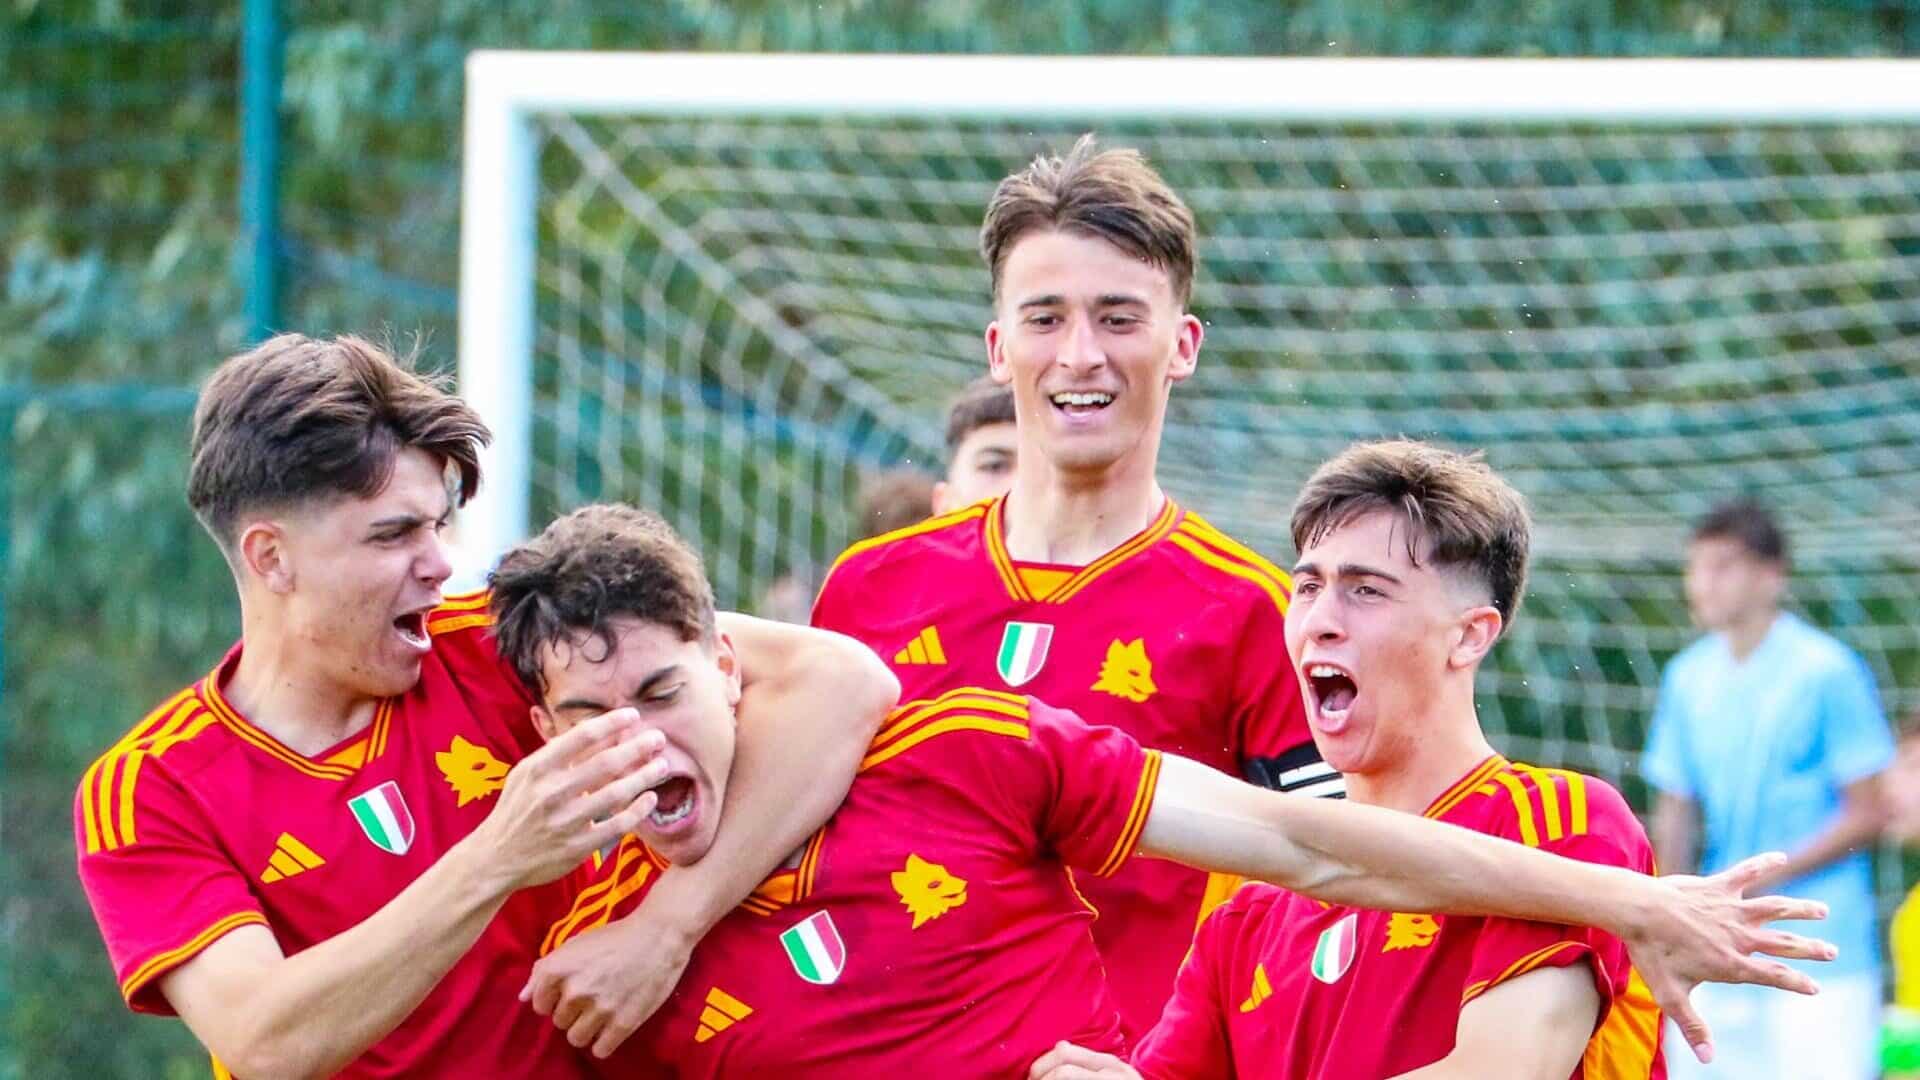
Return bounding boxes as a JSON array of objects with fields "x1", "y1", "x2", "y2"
[
  {"x1": 1030, "y1": 441, "x2": 1807, "y2": 1079},
  {"x1": 73, "y1": 334, "x2": 897, "y2": 1078},
  {"x1": 501, "y1": 502, "x2": 1831, "y2": 1078},
  {"x1": 812, "y1": 135, "x2": 1339, "y2": 1035}
]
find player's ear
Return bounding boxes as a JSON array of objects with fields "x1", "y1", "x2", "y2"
[
  {"x1": 713, "y1": 631, "x2": 742, "y2": 708},
  {"x1": 529, "y1": 705, "x2": 560, "y2": 743},
  {"x1": 1167, "y1": 312, "x2": 1203, "y2": 383},
  {"x1": 930, "y1": 479, "x2": 952, "y2": 516},
  {"x1": 985, "y1": 322, "x2": 1013, "y2": 386},
  {"x1": 1449, "y1": 605, "x2": 1504, "y2": 670},
  {"x1": 239, "y1": 519, "x2": 294, "y2": 594}
]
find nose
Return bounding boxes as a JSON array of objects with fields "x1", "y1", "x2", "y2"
[
  {"x1": 1057, "y1": 312, "x2": 1107, "y2": 376},
  {"x1": 1294, "y1": 589, "x2": 1346, "y2": 644},
  {"x1": 417, "y1": 532, "x2": 454, "y2": 591}
]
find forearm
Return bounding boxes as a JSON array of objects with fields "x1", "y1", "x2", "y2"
[
  {"x1": 1650, "y1": 795, "x2": 1697, "y2": 876},
  {"x1": 214, "y1": 839, "x2": 515, "y2": 1078},
  {"x1": 1141, "y1": 758, "x2": 1652, "y2": 932}
]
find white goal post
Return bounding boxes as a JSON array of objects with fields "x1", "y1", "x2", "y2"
[{"x1": 455, "y1": 51, "x2": 1920, "y2": 572}]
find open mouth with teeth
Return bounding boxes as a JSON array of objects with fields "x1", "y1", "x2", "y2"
[
  {"x1": 647, "y1": 775, "x2": 698, "y2": 830},
  {"x1": 1305, "y1": 663, "x2": 1359, "y2": 726},
  {"x1": 1049, "y1": 390, "x2": 1114, "y2": 417},
  {"x1": 393, "y1": 610, "x2": 431, "y2": 650}
]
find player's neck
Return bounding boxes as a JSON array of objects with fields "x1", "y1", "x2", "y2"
[
  {"x1": 1721, "y1": 607, "x2": 1780, "y2": 662},
  {"x1": 226, "y1": 610, "x2": 380, "y2": 755},
  {"x1": 1001, "y1": 450, "x2": 1165, "y2": 566},
  {"x1": 1345, "y1": 699, "x2": 1496, "y2": 816}
]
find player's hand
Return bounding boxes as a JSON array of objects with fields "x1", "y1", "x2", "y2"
[
  {"x1": 1028, "y1": 1041, "x2": 1141, "y2": 1080},
  {"x1": 1623, "y1": 851, "x2": 1835, "y2": 1065},
  {"x1": 522, "y1": 909, "x2": 695, "y2": 1057},
  {"x1": 477, "y1": 708, "x2": 670, "y2": 888}
]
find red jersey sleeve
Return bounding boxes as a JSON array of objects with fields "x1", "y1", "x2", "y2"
[
  {"x1": 1460, "y1": 771, "x2": 1650, "y2": 1014},
  {"x1": 73, "y1": 765, "x2": 269, "y2": 1015},
  {"x1": 1019, "y1": 699, "x2": 1163, "y2": 877},
  {"x1": 1131, "y1": 891, "x2": 1243, "y2": 1079}
]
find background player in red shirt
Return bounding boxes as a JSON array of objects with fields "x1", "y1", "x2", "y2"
[
  {"x1": 930, "y1": 376, "x2": 1018, "y2": 514},
  {"x1": 1031, "y1": 441, "x2": 1830, "y2": 1080},
  {"x1": 74, "y1": 334, "x2": 897, "y2": 1078},
  {"x1": 813, "y1": 134, "x2": 1341, "y2": 1036},
  {"x1": 502, "y1": 502, "x2": 1834, "y2": 1078}
]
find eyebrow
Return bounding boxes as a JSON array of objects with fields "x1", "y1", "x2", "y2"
[
  {"x1": 368, "y1": 501, "x2": 453, "y2": 532},
  {"x1": 1015, "y1": 292, "x2": 1150, "y2": 310},
  {"x1": 551, "y1": 663, "x2": 682, "y2": 713},
  {"x1": 1291, "y1": 561, "x2": 1405, "y2": 585}
]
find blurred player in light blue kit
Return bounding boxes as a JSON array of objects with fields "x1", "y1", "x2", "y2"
[{"x1": 1646, "y1": 499, "x2": 1892, "y2": 1080}]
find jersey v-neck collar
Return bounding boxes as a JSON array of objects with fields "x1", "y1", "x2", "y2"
[{"x1": 982, "y1": 494, "x2": 1183, "y2": 604}]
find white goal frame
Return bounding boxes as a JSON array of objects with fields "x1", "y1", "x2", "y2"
[{"x1": 455, "y1": 51, "x2": 1920, "y2": 572}]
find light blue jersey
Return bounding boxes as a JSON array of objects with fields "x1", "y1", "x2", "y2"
[{"x1": 1643, "y1": 611, "x2": 1892, "y2": 979}]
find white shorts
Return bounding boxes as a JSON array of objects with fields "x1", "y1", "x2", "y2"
[{"x1": 1663, "y1": 973, "x2": 1879, "y2": 1080}]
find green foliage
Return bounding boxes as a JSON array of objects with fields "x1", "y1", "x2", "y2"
[{"x1": 4, "y1": 2, "x2": 1919, "y2": 1075}]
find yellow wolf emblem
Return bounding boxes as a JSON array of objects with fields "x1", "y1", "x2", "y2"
[
  {"x1": 1092, "y1": 638, "x2": 1157, "y2": 703},
  {"x1": 891, "y1": 853, "x2": 967, "y2": 929},
  {"x1": 435, "y1": 735, "x2": 510, "y2": 806}
]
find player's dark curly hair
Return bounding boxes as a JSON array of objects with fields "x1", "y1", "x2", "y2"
[
  {"x1": 1291, "y1": 439, "x2": 1532, "y2": 630},
  {"x1": 488, "y1": 503, "x2": 716, "y2": 697}
]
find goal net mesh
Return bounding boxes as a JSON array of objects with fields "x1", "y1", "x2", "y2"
[{"x1": 520, "y1": 112, "x2": 1920, "y2": 805}]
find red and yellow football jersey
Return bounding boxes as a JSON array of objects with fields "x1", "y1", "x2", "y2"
[
  {"x1": 1132, "y1": 755, "x2": 1665, "y2": 1079},
  {"x1": 812, "y1": 494, "x2": 1333, "y2": 1033},
  {"x1": 544, "y1": 688, "x2": 1161, "y2": 1077},
  {"x1": 73, "y1": 592, "x2": 588, "y2": 1079}
]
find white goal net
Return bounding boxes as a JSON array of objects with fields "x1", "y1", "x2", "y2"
[{"x1": 459, "y1": 54, "x2": 1920, "y2": 807}]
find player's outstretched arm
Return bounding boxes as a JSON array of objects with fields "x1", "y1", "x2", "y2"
[
  {"x1": 1136, "y1": 754, "x2": 1836, "y2": 1065},
  {"x1": 1386, "y1": 964, "x2": 1598, "y2": 1079},
  {"x1": 157, "y1": 710, "x2": 668, "y2": 1080},
  {"x1": 524, "y1": 615, "x2": 898, "y2": 1058}
]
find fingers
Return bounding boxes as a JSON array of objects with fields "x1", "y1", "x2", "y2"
[
  {"x1": 566, "y1": 1006, "x2": 609, "y2": 1049},
  {"x1": 1029, "y1": 1041, "x2": 1133, "y2": 1079},
  {"x1": 578, "y1": 753, "x2": 673, "y2": 823},
  {"x1": 1709, "y1": 851, "x2": 1788, "y2": 895},
  {"x1": 568, "y1": 728, "x2": 670, "y2": 796},
  {"x1": 1731, "y1": 955, "x2": 1821, "y2": 996},
  {"x1": 526, "y1": 969, "x2": 563, "y2": 1017},
  {"x1": 1742, "y1": 894, "x2": 1829, "y2": 925},
  {"x1": 591, "y1": 1004, "x2": 647, "y2": 1059},
  {"x1": 540, "y1": 707, "x2": 645, "y2": 761},
  {"x1": 1659, "y1": 991, "x2": 1715, "y2": 1066},
  {"x1": 1744, "y1": 927, "x2": 1837, "y2": 964}
]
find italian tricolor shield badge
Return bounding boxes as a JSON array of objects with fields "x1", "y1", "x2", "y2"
[
  {"x1": 780, "y1": 910, "x2": 847, "y2": 985},
  {"x1": 1311, "y1": 913, "x2": 1358, "y2": 984},
  {"x1": 348, "y1": 780, "x2": 416, "y2": 856},
  {"x1": 996, "y1": 621, "x2": 1054, "y2": 687}
]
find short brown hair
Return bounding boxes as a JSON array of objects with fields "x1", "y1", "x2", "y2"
[
  {"x1": 1290, "y1": 439, "x2": 1532, "y2": 627},
  {"x1": 488, "y1": 503, "x2": 717, "y2": 697},
  {"x1": 945, "y1": 376, "x2": 1016, "y2": 452},
  {"x1": 187, "y1": 333, "x2": 487, "y2": 550},
  {"x1": 980, "y1": 134, "x2": 1198, "y2": 306},
  {"x1": 856, "y1": 468, "x2": 937, "y2": 540},
  {"x1": 1692, "y1": 498, "x2": 1788, "y2": 565}
]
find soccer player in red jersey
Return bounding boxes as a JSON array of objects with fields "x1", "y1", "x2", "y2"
[
  {"x1": 1031, "y1": 441, "x2": 1832, "y2": 1080},
  {"x1": 500, "y1": 502, "x2": 1833, "y2": 1079},
  {"x1": 812, "y1": 136, "x2": 1338, "y2": 1035},
  {"x1": 73, "y1": 334, "x2": 897, "y2": 1078}
]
